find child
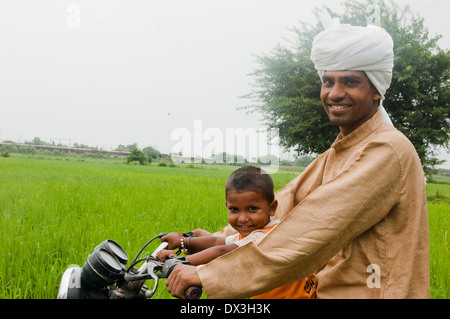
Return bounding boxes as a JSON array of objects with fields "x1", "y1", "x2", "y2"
[{"x1": 157, "y1": 166, "x2": 316, "y2": 299}]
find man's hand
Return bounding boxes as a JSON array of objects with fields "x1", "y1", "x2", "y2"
[{"x1": 165, "y1": 264, "x2": 202, "y2": 299}]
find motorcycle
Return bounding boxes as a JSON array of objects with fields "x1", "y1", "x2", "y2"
[{"x1": 57, "y1": 232, "x2": 202, "y2": 299}]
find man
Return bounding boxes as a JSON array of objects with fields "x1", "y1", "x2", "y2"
[{"x1": 166, "y1": 18, "x2": 430, "y2": 299}]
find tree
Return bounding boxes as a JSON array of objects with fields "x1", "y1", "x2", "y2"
[
  {"x1": 242, "y1": 0, "x2": 449, "y2": 175},
  {"x1": 25, "y1": 137, "x2": 46, "y2": 145},
  {"x1": 116, "y1": 143, "x2": 139, "y2": 152},
  {"x1": 127, "y1": 147, "x2": 148, "y2": 165},
  {"x1": 142, "y1": 146, "x2": 160, "y2": 160}
]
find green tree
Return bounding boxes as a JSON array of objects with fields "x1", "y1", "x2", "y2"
[
  {"x1": 127, "y1": 147, "x2": 148, "y2": 165},
  {"x1": 25, "y1": 137, "x2": 46, "y2": 145},
  {"x1": 242, "y1": 0, "x2": 449, "y2": 175},
  {"x1": 116, "y1": 143, "x2": 139, "y2": 152},
  {"x1": 142, "y1": 146, "x2": 160, "y2": 160}
]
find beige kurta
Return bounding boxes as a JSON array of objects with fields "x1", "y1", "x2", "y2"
[{"x1": 197, "y1": 112, "x2": 430, "y2": 299}]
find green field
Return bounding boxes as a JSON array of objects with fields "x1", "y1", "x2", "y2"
[{"x1": 0, "y1": 156, "x2": 448, "y2": 299}]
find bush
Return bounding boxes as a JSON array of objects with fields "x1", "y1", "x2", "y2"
[{"x1": 126, "y1": 148, "x2": 148, "y2": 165}]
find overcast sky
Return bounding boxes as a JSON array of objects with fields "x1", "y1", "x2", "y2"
[{"x1": 0, "y1": 0, "x2": 449, "y2": 167}]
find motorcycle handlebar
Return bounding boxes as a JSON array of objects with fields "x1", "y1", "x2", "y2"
[
  {"x1": 184, "y1": 286, "x2": 203, "y2": 299},
  {"x1": 58, "y1": 234, "x2": 203, "y2": 299},
  {"x1": 161, "y1": 256, "x2": 202, "y2": 299}
]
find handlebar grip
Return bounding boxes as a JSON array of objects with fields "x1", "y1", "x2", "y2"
[
  {"x1": 162, "y1": 257, "x2": 202, "y2": 299},
  {"x1": 184, "y1": 286, "x2": 202, "y2": 299}
]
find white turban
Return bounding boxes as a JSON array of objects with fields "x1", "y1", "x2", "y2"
[{"x1": 310, "y1": 13, "x2": 394, "y2": 126}]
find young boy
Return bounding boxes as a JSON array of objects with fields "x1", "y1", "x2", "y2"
[{"x1": 157, "y1": 166, "x2": 316, "y2": 299}]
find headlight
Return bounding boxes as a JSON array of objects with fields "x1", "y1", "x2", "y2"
[{"x1": 81, "y1": 247, "x2": 124, "y2": 288}]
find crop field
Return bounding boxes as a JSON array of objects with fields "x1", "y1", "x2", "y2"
[{"x1": 0, "y1": 156, "x2": 448, "y2": 299}]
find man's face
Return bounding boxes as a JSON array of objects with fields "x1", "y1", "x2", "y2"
[{"x1": 320, "y1": 70, "x2": 381, "y2": 136}]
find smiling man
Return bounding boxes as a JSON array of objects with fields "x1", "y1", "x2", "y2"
[
  {"x1": 321, "y1": 70, "x2": 381, "y2": 136},
  {"x1": 166, "y1": 20, "x2": 430, "y2": 299}
]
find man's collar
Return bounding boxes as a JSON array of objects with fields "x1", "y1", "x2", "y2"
[{"x1": 331, "y1": 111, "x2": 385, "y2": 150}]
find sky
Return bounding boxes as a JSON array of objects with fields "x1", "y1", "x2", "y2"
[{"x1": 0, "y1": 0, "x2": 449, "y2": 167}]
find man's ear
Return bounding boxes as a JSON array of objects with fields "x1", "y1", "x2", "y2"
[
  {"x1": 370, "y1": 89, "x2": 382, "y2": 107},
  {"x1": 375, "y1": 92, "x2": 382, "y2": 100},
  {"x1": 373, "y1": 89, "x2": 382, "y2": 103}
]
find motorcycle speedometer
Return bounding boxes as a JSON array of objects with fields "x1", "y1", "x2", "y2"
[
  {"x1": 95, "y1": 239, "x2": 128, "y2": 265},
  {"x1": 81, "y1": 248, "x2": 124, "y2": 288}
]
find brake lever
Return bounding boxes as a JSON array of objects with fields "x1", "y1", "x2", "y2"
[
  {"x1": 141, "y1": 241, "x2": 171, "y2": 298},
  {"x1": 121, "y1": 241, "x2": 169, "y2": 297},
  {"x1": 144, "y1": 259, "x2": 164, "y2": 298}
]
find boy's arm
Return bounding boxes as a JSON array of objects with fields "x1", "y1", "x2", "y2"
[
  {"x1": 186, "y1": 236, "x2": 227, "y2": 253},
  {"x1": 186, "y1": 243, "x2": 238, "y2": 266},
  {"x1": 187, "y1": 230, "x2": 270, "y2": 265},
  {"x1": 161, "y1": 232, "x2": 238, "y2": 265},
  {"x1": 161, "y1": 232, "x2": 227, "y2": 253}
]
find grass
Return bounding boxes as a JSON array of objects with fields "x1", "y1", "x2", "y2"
[
  {"x1": 0, "y1": 156, "x2": 448, "y2": 298},
  {"x1": 426, "y1": 182, "x2": 450, "y2": 299},
  {"x1": 0, "y1": 156, "x2": 298, "y2": 299}
]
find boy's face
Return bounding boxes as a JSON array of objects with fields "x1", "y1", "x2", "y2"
[{"x1": 226, "y1": 190, "x2": 277, "y2": 237}]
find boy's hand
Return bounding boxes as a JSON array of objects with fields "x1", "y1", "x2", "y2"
[
  {"x1": 160, "y1": 232, "x2": 182, "y2": 250},
  {"x1": 192, "y1": 228, "x2": 213, "y2": 237},
  {"x1": 156, "y1": 249, "x2": 177, "y2": 262}
]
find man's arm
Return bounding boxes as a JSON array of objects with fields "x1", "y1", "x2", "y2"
[{"x1": 196, "y1": 142, "x2": 403, "y2": 298}]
